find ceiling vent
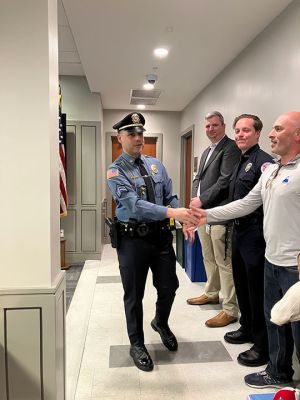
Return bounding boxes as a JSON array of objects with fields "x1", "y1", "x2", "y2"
[{"x1": 130, "y1": 89, "x2": 161, "y2": 106}]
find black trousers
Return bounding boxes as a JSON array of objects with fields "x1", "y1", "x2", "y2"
[
  {"x1": 232, "y1": 223, "x2": 268, "y2": 353},
  {"x1": 117, "y1": 231, "x2": 179, "y2": 346}
]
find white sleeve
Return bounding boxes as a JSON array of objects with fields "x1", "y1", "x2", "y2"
[
  {"x1": 206, "y1": 175, "x2": 263, "y2": 223},
  {"x1": 271, "y1": 281, "x2": 300, "y2": 325}
]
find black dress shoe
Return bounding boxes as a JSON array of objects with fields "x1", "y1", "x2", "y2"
[
  {"x1": 224, "y1": 328, "x2": 253, "y2": 344},
  {"x1": 151, "y1": 319, "x2": 178, "y2": 351},
  {"x1": 130, "y1": 345, "x2": 154, "y2": 372},
  {"x1": 237, "y1": 347, "x2": 269, "y2": 367}
]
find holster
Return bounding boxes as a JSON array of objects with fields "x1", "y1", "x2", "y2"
[{"x1": 105, "y1": 217, "x2": 120, "y2": 249}]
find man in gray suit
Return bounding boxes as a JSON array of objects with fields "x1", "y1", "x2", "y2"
[{"x1": 187, "y1": 111, "x2": 241, "y2": 327}]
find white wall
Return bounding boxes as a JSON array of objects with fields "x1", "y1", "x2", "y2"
[
  {"x1": 59, "y1": 76, "x2": 103, "y2": 121},
  {"x1": 181, "y1": 0, "x2": 300, "y2": 160},
  {"x1": 1, "y1": 0, "x2": 61, "y2": 287},
  {"x1": 103, "y1": 109, "x2": 181, "y2": 195}
]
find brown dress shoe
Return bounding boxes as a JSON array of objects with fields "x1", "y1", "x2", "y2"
[
  {"x1": 186, "y1": 294, "x2": 219, "y2": 305},
  {"x1": 205, "y1": 311, "x2": 238, "y2": 328}
]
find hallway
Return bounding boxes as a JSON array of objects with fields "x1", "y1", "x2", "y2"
[{"x1": 68, "y1": 245, "x2": 274, "y2": 400}]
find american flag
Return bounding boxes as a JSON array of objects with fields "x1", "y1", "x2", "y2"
[{"x1": 59, "y1": 87, "x2": 68, "y2": 217}]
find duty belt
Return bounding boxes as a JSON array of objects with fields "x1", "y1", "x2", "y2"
[{"x1": 119, "y1": 219, "x2": 171, "y2": 238}]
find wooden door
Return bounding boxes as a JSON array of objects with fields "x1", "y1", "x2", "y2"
[{"x1": 111, "y1": 136, "x2": 157, "y2": 216}]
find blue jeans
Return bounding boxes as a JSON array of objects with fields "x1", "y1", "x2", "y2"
[{"x1": 264, "y1": 259, "x2": 300, "y2": 380}]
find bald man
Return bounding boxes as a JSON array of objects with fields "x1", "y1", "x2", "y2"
[{"x1": 189, "y1": 112, "x2": 300, "y2": 389}]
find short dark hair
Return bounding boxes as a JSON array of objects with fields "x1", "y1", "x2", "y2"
[
  {"x1": 233, "y1": 114, "x2": 263, "y2": 132},
  {"x1": 205, "y1": 111, "x2": 224, "y2": 125}
]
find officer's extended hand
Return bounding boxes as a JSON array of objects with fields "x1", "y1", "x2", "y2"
[
  {"x1": 188, "y1": 207, "x2": 208, "y2": 227},
  {"x1": 167, "y1": 207, "x2": 198, "y2": 225}
]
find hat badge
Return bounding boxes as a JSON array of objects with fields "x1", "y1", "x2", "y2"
[{"x1": 131, "y1": 113, "x2": 140, "y2": 124}]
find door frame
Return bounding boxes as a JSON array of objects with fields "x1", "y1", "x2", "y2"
[{"x1": 180, "y1": 125, "x2": 195, "y2": 206}]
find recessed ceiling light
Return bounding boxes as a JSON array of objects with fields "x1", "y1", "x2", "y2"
[
  {"x1": 154, "y1": 48, "x2": 168, "y2": 58},
  {"x1": 143, "y1": 83, "x2": 154, "y2": 90},
  {"x1": 137, "y1": 104, "x2": 145, "y2": 110}
]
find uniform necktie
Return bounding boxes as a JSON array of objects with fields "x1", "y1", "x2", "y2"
[{"x1": 135, "y1": 158, "x2": 156, "y2": 204}]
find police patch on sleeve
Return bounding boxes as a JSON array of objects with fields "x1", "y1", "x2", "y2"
[
  {"x1": 116, "y1": 185, "x2": 128, "y2": 197},
  {"x1": 107, "y1": 168, "x2": 119, "y2": 179},
  {"x1": 261, "y1": 162, "x2": 272, "y2": 173}
]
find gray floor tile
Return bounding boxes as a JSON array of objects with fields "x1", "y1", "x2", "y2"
[
  {"x1": 109, "y1": 341, "x2": 232, "y2": 368},
  {"x1": 66, "y1": 264, "x2": 84, "y2": 312},
  {"x1": 96, "y1": 276, "x2": 121, "y2": 284}
]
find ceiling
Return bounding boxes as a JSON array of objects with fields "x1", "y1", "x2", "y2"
[{"x1": 58, "y1": 0, "x2": 292, "y2": 112}]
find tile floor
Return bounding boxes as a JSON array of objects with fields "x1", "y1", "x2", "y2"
[
  {"x1": 66, "y1": 263, "x2": 84, "y2": 311},
  {"x1": 71, "y1": 245, "x2": 281, "y2": 400}
]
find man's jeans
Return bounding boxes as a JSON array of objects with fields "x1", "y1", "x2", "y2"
[{"x1": 264, "y1": 259, "x2": 300, "y2": 380}]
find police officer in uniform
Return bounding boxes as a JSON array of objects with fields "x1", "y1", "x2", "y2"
[
  {"x1": 224, "y1": 114, "x2": 273, "y2": 366},
  {"x1": 107, "y1": 112, "x2": 197, "y2": 372}
]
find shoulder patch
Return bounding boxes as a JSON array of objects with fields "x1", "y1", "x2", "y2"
[
  {"x1": 107, "y1": 168, "x2": 119, "y2": 179},
  {"x1": 116, "y1": 185, "x2": 128, "y2": 197},
  {"x1": 261, "y1": 162, "x2": 272, "y2": 173}
]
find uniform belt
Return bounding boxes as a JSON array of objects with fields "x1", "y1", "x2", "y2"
[
  {"x1": 119, "y1": 219, "x2": 171, "y2": 238},
  {"x1": 233, "y1": 217, "x2": 262, "y2": 227}
]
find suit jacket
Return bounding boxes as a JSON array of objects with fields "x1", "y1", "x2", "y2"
[{"x1": 192, "y1": 135, "x2": 240, "y2": 209}]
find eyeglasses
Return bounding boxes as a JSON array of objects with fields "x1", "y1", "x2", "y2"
[{"x1": 265, "y1": 164, "x2": 282, "y2": 189}]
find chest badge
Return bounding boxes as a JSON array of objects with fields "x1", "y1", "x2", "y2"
[
  {"x1": 151, "y1": 164, "x2": 158, "y2": 174},
  {"x1": 245, "y1": 162, "x2": 252, "y2": 172}
]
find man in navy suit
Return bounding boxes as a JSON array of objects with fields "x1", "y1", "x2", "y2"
[{"x1": 187, "y1": 111, "x2": 240, "y2": 327}]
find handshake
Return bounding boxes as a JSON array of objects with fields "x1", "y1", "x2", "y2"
[{"x1": 166, "y1": 197, "x2": 207, "y2": 244}]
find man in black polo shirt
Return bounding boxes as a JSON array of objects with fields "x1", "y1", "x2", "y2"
[{"x1": 224, "y1": 114, "x2": 273, "y2": 367}]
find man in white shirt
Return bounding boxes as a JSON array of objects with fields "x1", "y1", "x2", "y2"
[{"x1": 189, "y1": 112, "x2": 300, "y2": 389}]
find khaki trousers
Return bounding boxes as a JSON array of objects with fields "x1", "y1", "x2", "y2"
[{"x1": 198, "y1": 224, "x2": 238, "y2": 317}]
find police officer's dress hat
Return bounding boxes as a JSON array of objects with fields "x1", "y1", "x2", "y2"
[{"x1": 113, "y1": 112, "x2": 146, "y2": 133}]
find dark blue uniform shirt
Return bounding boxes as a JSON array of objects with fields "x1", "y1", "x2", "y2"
[
  {"x1": 107, "y1": 152, "x2": 179, "y2": 222},
  {"x1": 230, "y1": 144, "x2": 274, "y2": 221}
]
